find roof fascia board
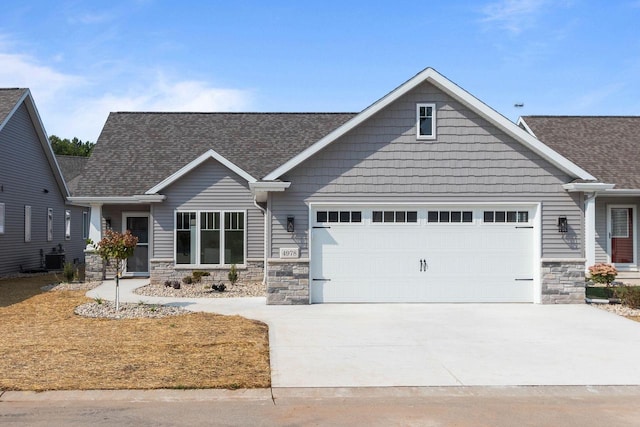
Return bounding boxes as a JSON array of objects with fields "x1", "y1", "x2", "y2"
[
  {"x1": 145, "y1": 149, "x2": 257, "y2": 195},
  {"x1": 263, "y1": 69, "x2": 437, "y2": 180},
  {"x1": 0, "y1": 89, "x2": 28, "y2": 133},
  {"x1": 516, "y1": 117, "x2": 537, "y2": 137},
  {"x1": 0, "y1": 90, "x2": 71, "y2": 198},
  {"x1": 68, "y1": 195, "x2": 166, "y2": 206},
  {"x1": 423, "y1": 72, "x2": 597, "y2": 181},
  {"x1": 563, "y1": 183, "x2": 616, "y2": 192},
  {"x1": 264, "y1": 68, "x2": 596, "y2": 182},
  {"x1": 248, "y1": 181, "x2": 291, "y2": 192}
]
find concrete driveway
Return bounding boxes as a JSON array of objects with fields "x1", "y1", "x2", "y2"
[{"x1": 90, "y1": 280, "x2": 640, "y2": 388}]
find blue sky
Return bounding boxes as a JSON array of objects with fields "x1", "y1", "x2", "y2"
[{"x1": 1, "y1": 0, "x2": 640, "y2": 142}]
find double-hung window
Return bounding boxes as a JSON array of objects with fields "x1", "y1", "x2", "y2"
[
  {"x1": 417, "y1": 103, "x2": 436, "y2": 139},
  {"x1": 176, "y1": 210, "x2": 245, "y2": 266}
]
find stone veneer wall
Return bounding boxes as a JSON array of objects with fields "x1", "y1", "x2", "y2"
[
  {"x1": 541, "y1": 259, "x2": 586, "y2": 304},
  {"x1": 149, "y1": 258, "x2": 264, "y2": 285},
  {"x1": 84, "y1": 250, "x2": 104, "y2": 282},
  {"x1": 267, "y1": 260, "x2": 309, "y2": 305},
  {"x1": 84, "y1": 250, "x2": 124, "y2": 281}
]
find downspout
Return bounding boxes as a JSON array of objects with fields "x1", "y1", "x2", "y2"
[{"x1": 253, "y1": 196, "x2": 268, "y2": 285}]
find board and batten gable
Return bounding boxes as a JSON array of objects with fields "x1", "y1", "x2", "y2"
[
  {"x1": 152, "y1": 158, "x2": 264, "y2": 261},
  {"x1": 270, "y1": 80, "x2": 583, "y2": 259},
  {"x1": 0, "y1": 103, "x2": 85, "y2": 275}
]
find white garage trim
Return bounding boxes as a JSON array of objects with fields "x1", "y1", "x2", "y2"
[{"x1": 308, "y1": 202, "x2": 542, "y2": 303}]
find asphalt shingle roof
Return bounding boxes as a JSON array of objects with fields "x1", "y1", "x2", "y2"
[
  {"x1": 522, "y1": 116, "x2": 640, "y2": 189},
  {"x1": 0, "y1": 88, "x2": 27, "y2": 126},
  {"x1": 55, "y1": 155, "x2": 89, "y2": 194},
  {"x1": 76, "y1": 112, "x2": 356, "y2": 197}
]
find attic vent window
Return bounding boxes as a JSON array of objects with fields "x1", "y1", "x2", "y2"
[{"x1": 417, "y1": 103, "x2": 436, "y2": 139}]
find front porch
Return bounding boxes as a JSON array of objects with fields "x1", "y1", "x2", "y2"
[{"x1": 588, "y1": 195, "x2": 640, "y2": 280}]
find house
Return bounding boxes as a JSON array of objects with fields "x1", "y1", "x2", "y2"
[
  {"x1": 519, "y1": 116, "x2": 640, "y2": 283},
  {"x1": 73, "y1": 68, "x2": 600, "y2": 304},
  {"x1": 0, "y1": 89, "x2": 88, "y2": 276}
]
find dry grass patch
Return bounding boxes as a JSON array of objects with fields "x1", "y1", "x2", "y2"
[{"x1": 0, "y1": 275, "x2": 270, "y2": 391}]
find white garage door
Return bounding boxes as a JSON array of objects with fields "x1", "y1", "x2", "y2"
[{"x1": 310, "y1": 206, "x2": 536, "y2": 303}]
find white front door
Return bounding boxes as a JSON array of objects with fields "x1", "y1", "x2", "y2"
[
  {"x1": 123, "y1": 212, "x2": 150, "y2": 276},
  {"x1": 310, "y1": 206, "x2": 536, "y2": 303}
]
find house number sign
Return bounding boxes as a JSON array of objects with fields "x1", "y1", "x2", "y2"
[{"x1": 280, "y1": 248, "x2": 299, "y2": 259}]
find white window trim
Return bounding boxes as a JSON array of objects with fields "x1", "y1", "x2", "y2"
[
  {"x1": 47, "y1": 208, "x2": 53, "y2": 242},
  {"x1": 82, "y1": 211, "x2": 89, "y2": 240},
  {"x1": 174, "y1": 209, "x2": 247, "y2": 268},
  {"x1": 25, "y1": 205, "x2": 31, "y2": 242},
  {"x1": 0, "y1": 203, "x2": 4, "y2": 234},
  {"x1": 65, "y1": 210, "x2": 71, "y2": 240},
  {"x1": 416, "y1": 102, "x2": 436, "y2": 140}
]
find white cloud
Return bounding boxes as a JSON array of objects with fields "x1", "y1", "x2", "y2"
[
  {"x1": 0, "y1": 52, "x2": 84, "y2": 103},
  {"x1": 481, "y1": 0, "x2": 548, "y2": 34},
  {"x1": 61, "y1": 78, "x2": 253, "y2": 141},
  {"x1": 0, "y1": 50, "x2": 252, "y2": 142}
]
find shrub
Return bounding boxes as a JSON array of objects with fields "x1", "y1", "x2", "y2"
[
  {"x1": 588, "y1": 263, "x2": 618, "y2": 286},
  {"x1": 228, "y1": 264, "x2": 238, "y2": 286},
  {"x1": 192, "y1": 271, "x2": 210, "y2": 283},
  {"x1": 172, "y1": 281, "x2": 181, "y2": 290},
  {"x1": 63, "y1": 262, "x2": 76, "y2": 282},
  {"x1": 615, "y1": 286, "x2": 640, "y2": 309},
  {"x1": 182, "y1": 275, "x2": 193, "y2": 285},
  {"x1": 212, "y1": 283, "x2": 226, "y2": 292}
]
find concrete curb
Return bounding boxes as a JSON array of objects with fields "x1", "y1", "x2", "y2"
[
  {"x1": 4, "y1": 386, "x2": 640, "y2": 402},
  {"x1": 0, "y1": 388, "x2": 272, "y2": 402}
]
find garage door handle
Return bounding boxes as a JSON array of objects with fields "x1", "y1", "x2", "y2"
[
  {"x1": 515, "y1": 278, "x2": 533, "y2": 281},
  {"x1": 313, "y1": 226, "x2": 331, "y2": 229},
  {"x1": 313, "y1": 278, "x2": 331, "y2": 281},
  {"x1": 420, "y1": 259, "x2": 428, "y2": 271},
  {"x1": 515, "y1": 226, "x2": 534, "y2": 229}
]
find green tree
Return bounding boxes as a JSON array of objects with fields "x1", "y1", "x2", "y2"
[
  {"x1": 49, "y1": 135, "x2": 95, "y2": 156},
  {"x1": 93, "y1": 229, "x2": 138, "y2": 312}
]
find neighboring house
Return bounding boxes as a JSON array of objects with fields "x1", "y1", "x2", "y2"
[
  {"x1": 519, "y1": 116, "x2": 640, "y2": 282},
  {"x1": 0, "y1": 89, "x2": 87, "y2": 276},
  {"x1": 73, "y1": 68, "x2": 600, "y2": 304}
]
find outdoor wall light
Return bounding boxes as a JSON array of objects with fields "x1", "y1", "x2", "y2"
[
  {"x1": 43, "y1": 188, "x2": 49, "y2": 193},
  {"x1": 557, "y1": 216, "x2": 568, "y2": 233},
  {"x1": 287, "y1": 216, "x2": 295, "y2": 233}
]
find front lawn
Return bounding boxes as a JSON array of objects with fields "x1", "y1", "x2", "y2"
[{"x1": 0, "y1": 274, "x2": 270, "y2": 391}]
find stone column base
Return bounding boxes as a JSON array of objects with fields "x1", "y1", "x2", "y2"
[
  {"x1": 84, "y1": 250, "x2": 105, "y2": 282},
  {"x1": 541, "y1": 259, "x2": 586, "y2": 304},
  {"x1": 267, "y1": 259, "x2": 309, "y2": 305}
]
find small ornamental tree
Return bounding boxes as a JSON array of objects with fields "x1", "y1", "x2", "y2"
[
  {"x1": 588, "y1": 263, "x2": 618, "y2": 287},
  {"x1": 95, "y1": 229, "x2": 138, "y2": 311}
]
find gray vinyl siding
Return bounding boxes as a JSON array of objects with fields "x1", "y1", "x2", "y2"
[
  {"x1": 0, "y1": 103, "x2": 84, "y2": 275},
  {"x1": 152, "y1": 158, "x2": 263, "y2": 261},
  {"x1": 271, "y1": 80, "x2": 583, "y2": 259},
  {"x1": 594, "y1": 197, "x2": 639, "y2": 263}
]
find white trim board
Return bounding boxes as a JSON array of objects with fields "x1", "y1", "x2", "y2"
[
  {"x1": 264, "y1": 68, "x2": 596, "y2": 182},
  {"x1": 146, "y1": 149, "x2": 257, "y2": 195}
]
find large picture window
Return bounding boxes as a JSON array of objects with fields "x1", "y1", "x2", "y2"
[{"x1": 176, "y1": 210, "x2": 245, "y2": 266}]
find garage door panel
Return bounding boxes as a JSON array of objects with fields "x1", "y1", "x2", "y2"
[{"x1": 311, "y1": 207, "x2": 536, "y2": 303}]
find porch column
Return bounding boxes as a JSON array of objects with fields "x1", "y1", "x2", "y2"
[
  {"x1": 585, "y1": 194, "x2": 596, "y2": 272},
  {"x1": 87, "y1": 203, "x2": 102, "y2": 248}
]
